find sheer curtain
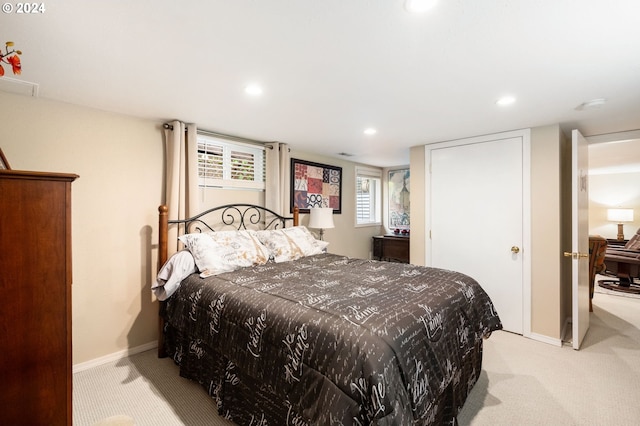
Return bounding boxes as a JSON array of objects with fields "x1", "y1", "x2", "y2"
[
  {"x1": 265, "y1": 142, "x2": 290, "y2": 217},
  {"x1": 163, "y1": 120, "x2": 199, "y2": 254}
]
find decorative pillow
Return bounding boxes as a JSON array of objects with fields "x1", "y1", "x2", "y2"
[
  {"x1": 256, "y1": 226, "x2": 329, "y2": 263},
  {"x1": 179, "y1": 230, "x2": 271, "y2": 277},
  {"x1": 151, "y1": 250, "x2": 197, "y2": 301},
  {"x1": 208, "y1": 230, "x2": 272, "y2": 265}
]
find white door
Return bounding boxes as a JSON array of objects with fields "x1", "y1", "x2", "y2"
[
  {"x1": 569, "y1": 129, "x2": 590, "y2": 350},
  {"x1": 429, "y1": 134, "x2": 525, "y2": 334}
]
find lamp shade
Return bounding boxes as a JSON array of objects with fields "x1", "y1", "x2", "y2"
[
  {"x1": 607, "y1": 208, "x2": 634, "y2": 222},
  {"x1": 308, "y1": 207, "x2": 335, "y2": 230}
]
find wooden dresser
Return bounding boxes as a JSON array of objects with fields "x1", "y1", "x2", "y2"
[
  {"x1": 372, "y1": 234, "x2": 410, "y2": 263},
  {"x1": 0, "y1": 170, "x2": 78, "y2": 426}
]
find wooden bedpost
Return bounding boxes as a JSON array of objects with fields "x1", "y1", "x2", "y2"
[
  {"x1": 157, "y1": 204, "x2": 169, "y2": 358},
  {"x1": 293, "y1": 206, "x2": 299, "y2": 226}
]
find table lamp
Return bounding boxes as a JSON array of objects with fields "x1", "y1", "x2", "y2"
[
  {"x1": 308, "y1": 207, "x2": 334, "y2": 241},
  {"x1": 607, "y1": 208, "x2": 634, "y2": 241}
]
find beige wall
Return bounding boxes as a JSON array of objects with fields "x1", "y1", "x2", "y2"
[
  {"x1": 588, "y1": 171, "x2": 640, "y2": 239},
  {"x1": 1, "y1": 93, "x2": 163, "y2": 365},
  {"x1": 529, "y1": 124, "x2": 565, "y2": 339},
  {"x1": 1, "y1": 93, "x2": 380, "y2": 365}
]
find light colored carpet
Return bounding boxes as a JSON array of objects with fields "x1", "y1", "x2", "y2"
[
  {"x1": 73, "y1": 351, "x2": 232, "y2": 426},
  {"x1": 91, "y1": 415, "x2": 136, "y2": 426},
  {"x1": 74, "y1": 291, "x2": 640, "y2": 425},
  {"x1": 458, "y1": 290, "x2": 640, "y2": 425}
]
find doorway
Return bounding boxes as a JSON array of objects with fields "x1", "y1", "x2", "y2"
[{"x1": 587, "y1": 132, "x2": 640, "y2": 305}]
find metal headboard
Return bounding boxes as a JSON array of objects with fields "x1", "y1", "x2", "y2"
[
  {"x1": 158, "y1": 203, "x2": 299, "y2": 268},
  {"x1": 174, "y1": 204, "x2": 295, "y2": 233}
]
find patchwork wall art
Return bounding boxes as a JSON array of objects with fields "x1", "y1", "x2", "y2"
[{"x1": 290, "y1": 158, "x2": 342, "y2": 214}]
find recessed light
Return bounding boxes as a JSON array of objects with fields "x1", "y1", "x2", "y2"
[
  {"x1": 405, "y1": 0, "x2": 439, "y2": 13},
  {"x1": 364, "y1": 128, "x2": 377, "y2": 135},
  {"x1": 244, "y1": 84, "x2": 263, "y2": 96},
  {"x1": 496, "y1": 96, "x2": 516, "y2": 106}
]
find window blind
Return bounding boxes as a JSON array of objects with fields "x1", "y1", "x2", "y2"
[
  {"x1": 356, "y1": 167, "x2": 381, "y2": 225},
  {"x1": 197, "y1": 135, "x2": 265, "y2": 190}
]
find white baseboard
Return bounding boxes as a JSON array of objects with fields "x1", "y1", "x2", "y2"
[
  {"x1": 73, "y1": 341, "x2": 158, "y2": 373},
  {"x1": 528, "y1": 332, "x2": 563, "y2": 347}
]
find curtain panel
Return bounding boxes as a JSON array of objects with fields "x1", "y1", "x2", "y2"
[
  {"x1": 265, "y1": 142, "x2": 290, "y2": 217},
  {"x1": 164, "y1": 120, "x2": 199, "y2": 254}
]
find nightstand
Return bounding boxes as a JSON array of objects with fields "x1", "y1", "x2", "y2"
[{"x1": 372, "y1": 234, "x2": 410, "y2": 263}]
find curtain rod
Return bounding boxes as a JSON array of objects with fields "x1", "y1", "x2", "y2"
[{"x1": 163, "y1": 122, "x2": 275, "y2": 149}]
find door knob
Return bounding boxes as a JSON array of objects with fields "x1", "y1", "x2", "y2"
[
  {"x1": 563, "y1": 252, "x2": 589, "y2": 259},
  {"x1": 511, "y1": 246, "x2": 520, "y2": 254}
]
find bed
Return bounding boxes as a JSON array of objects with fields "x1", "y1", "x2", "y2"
[{"x1": 153, "y1": 203, "x2": 502, "y2": 425}]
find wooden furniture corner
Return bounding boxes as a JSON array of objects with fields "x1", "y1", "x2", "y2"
[{"x1": 0, "y1": 169, "x2": 78, "y2": 426}]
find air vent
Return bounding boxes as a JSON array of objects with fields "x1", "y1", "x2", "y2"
[
  {"x1": 575, "y1": 98, "x2": 606, "y2": 111},
  {"x1": 338, "y1": 152, "x2": 355, "y2": 157},
  {"x1": 0, "y1": 77, "x2": 39, "y2": 97}
]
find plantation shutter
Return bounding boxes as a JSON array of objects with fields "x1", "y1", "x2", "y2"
[
  {"x1": 356, "y1": 167, "x2": 381, "y2": 225},
  {"x1": 198, "y1": 135, "x2": 265, "y2": 190}
]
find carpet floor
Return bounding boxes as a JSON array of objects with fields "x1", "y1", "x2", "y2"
[{"x1": 74, "y1": 291, "x2": 640, "y2": 425}]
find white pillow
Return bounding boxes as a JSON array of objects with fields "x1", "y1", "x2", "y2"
[
  {"x1": 256, "y1": 226, "x2": 329, "y2": 263},
  {"x1": 152, "y1": 250, "x2": 197, "y2": 301},
  {"x1": 208, "y1": 230, "x2": 272, "y2": 265},
  {"x1": 179, "y1": 230, "x2": 270, "y2": 277}
]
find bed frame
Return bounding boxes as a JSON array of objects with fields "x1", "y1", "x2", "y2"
[{"x1": 157, "y1": 203, "x2": 299, "y2": 356}]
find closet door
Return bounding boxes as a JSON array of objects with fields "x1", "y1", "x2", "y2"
[{"x1": 428, "y1": 132, "x2": 528, "y2": 335}]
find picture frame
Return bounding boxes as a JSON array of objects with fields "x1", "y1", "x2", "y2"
[
  {"x1": 291, "y1": 158, "x2": 342, "y2": 214},
  {"x1": 388, "y1": 168, "x2": 410, "y2": 229},
  {"x1": 0, "y1": 148, "x2": 11, "y2": 170}
]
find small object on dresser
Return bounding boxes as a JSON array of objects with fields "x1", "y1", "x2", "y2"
[{"x1": 0, "y1": 148, "x2": 10, "y2": 170}]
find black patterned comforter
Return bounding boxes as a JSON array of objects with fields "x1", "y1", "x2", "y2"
[{"x1": 162, "y1": 253, "x2": 502, "y2": 425}]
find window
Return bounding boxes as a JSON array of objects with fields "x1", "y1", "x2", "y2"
[
  {"x1": 198, "y1": 134, "x2": 265, "y2": 190},
  {"x1": 356, "y1": 167, "x2": 382, "y2": 226}
]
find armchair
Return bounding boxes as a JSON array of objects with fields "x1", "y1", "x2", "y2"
[
  {"x1": 588, "y1": 235, "x2": 607, "y2": 312},
  {"x1": 604, "y1": 227, "x2": 640, "y2": 285}
]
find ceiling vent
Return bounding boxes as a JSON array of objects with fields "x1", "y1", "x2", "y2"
[
  {"x1": 0, "y1": 77, "x2": 39, "y2": 97},
  {"x1": 575, "y1": 98, "x2": 606, "y2": 111}
]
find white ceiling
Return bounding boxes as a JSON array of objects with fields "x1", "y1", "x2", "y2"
[{"x1": 3, "y1": 0, "x2": 640, "y2": 167}]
